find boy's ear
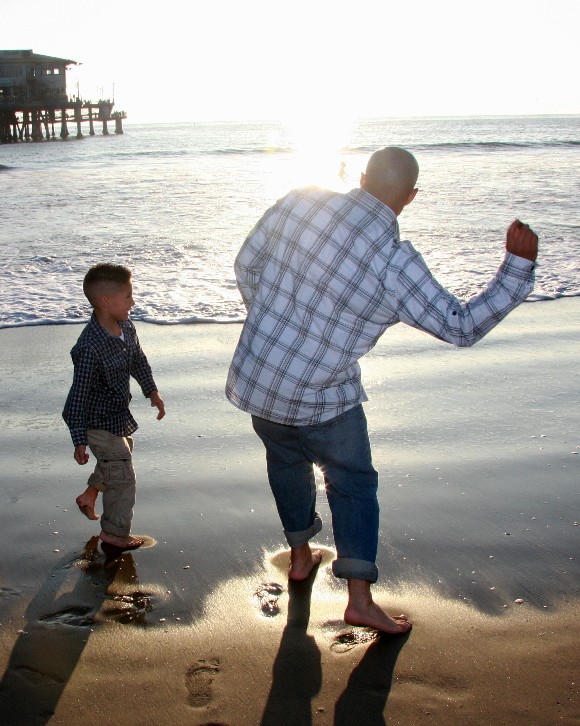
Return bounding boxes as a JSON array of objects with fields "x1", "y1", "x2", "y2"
[{"x1": 94, "y1": 293, "x2": 109, "y2": 309}]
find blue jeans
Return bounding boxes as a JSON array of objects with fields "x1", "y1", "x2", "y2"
[{"x1": 252, "y1": 405, "x2": 379, "y2": 582}]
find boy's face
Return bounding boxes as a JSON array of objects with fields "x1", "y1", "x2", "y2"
[{"x1": 104, "y1": 283, "x2": 134, "y2": 321}]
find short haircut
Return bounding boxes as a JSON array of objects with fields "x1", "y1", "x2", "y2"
[
  {"x1": 83, "y1": 263, "x2": 132, "y2": 306},
  {"x1": 365, "y1": 147, "x2": 419, "y2": 198}
]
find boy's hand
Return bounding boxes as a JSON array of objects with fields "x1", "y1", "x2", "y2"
[
  {"x1": 150, "y1": 390, "x2": 166, "y2": 420},
  {"x1": 74, "y1": 445, "x2": 89, "y2": 465}
]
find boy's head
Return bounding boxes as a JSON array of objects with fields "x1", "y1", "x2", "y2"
[{"x1": 83, "y1": 263, "x2": 133, "y2": 314}]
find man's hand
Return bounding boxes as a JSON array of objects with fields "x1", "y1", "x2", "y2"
[
  {"x1": 150, "y1": 390, "x2": 166, "y2": 420},
  {"x1": 506, "y1": 219, "x2": 538, "y2": 262},
  {"x1": 74, "y1": 445, "x2": 89, "y2": 465}
]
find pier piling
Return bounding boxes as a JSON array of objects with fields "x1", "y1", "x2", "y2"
[{"x1": 0, "y1": 101, "x2": 126, "y2": 144}]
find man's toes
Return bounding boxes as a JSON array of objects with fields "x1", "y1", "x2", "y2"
[{"x1": 394, "y1": 619, "x2": 412, "y2": 632}]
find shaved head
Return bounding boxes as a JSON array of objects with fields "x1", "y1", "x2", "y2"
[{"x1": 361, "y1": 147, "x2": 419, "y2": 214}]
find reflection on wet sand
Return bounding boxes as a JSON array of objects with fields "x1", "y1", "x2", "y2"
[{"x1": 0, "y1": 537, "x2": 149, "y2": 724}]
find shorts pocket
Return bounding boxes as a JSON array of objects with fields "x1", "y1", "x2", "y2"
[{"x1": 103, "y1": 460, "x2": 127, "y2": 485}]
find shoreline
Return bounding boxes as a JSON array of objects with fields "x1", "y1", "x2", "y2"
[
  {"x1": 1, "y1": 292, "x2": 580, "y2": 331},
  {"x1": 0, "y1": 297, "x2": 578, "y2": 724}
]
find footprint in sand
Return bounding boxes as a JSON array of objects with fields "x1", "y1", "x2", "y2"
[
  {"x1": 254, "y1": 582, "x2": 284, "y2": 617},
  {"x1": 321, "y1": 619, "x2": 378, "y2": 652},
  {"x1": 100, "y1": 591, "x2": 153, "y2": 624},
  {"x1": 0, "y1": 586, "x2": 23, "y2": 601},
  {"x1": 13, "y1": 664, "x2": 65, "y2": 686},
  {"x1": 185, "y1": 658, "x2": 220, "y2": 708},
  {"x1": 39, "y1": 606, "x2": 95, "y2": 627}
]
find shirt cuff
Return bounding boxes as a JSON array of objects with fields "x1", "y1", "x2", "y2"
[
  {"x1": 504, "y1": 251, "x2": 537, "y2": 272},
  {"x1": 70, "y1": 429, "x2": 88, "y2": 447}
]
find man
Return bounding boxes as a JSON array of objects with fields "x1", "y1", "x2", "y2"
[{"x1": 226, "y1": 147, "x2": 538, "y2": 634}]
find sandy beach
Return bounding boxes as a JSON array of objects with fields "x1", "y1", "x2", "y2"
[{"x1": 0, "y1": 297, "x2": 578, "y2": 725}]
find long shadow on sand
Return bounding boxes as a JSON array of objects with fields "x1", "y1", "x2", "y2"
[
  {"x1": 259, "y1": 565, "x2": 410, "y2": 726},
  {"x1": 334, "y1": 629, "x2": 410, "y2": 726},
  {"x1": 260, "y1": 568, "x2": 322, "y2": 726},
  {"x1": 0, "y1": 537, "x2": 147, "y2": 725}
]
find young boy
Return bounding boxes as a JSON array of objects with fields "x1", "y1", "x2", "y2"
[{"x1": 63, "y1": 263, "x2": 165, "y2": 552}]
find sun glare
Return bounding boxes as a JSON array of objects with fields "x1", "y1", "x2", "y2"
[{"x1": 268, "y1": 114, "x2": 356, "y2": 193}]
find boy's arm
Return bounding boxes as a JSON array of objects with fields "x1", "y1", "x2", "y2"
[
  {"x1": 128, "y1": 324, "x2": 157, "y2": 396},
  {"x1": 63, "y1": 346, "x2": 97, "y2": 448},
  {"x1": 127, "y1": 324, "x2": 165, "y2": 419},
  {"x1": 74, "y1": 445, "x2": 89, "y2": 465},
  {"x1": 149, "y1": 390, "x2": 165, "y2": 420}
]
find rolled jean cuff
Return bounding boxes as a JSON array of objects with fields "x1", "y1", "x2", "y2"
[
  {"x1": 283, "y1": 513, "x2": 323, "y2": 548},
  {"x1": 332, "y1": 557, "x2": 378, "y2": 583}
]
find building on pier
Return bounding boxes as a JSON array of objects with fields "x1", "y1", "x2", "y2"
[{"x1": 0, "y1": 49, "x2": 125, "y2": 143}]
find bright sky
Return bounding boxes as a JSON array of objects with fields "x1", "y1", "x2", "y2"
[{"x1": 2, "y1": 0, "x2": 579, "y2": 123}]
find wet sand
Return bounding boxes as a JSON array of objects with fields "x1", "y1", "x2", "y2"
[{"x1": 0, "y1": 298, "x2": 578, "y2": 725}]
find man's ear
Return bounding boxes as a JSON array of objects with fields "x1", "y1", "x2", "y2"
[
  {"x1": 404, "y1": 187, "x2": 418, "y2": 207},
  {"x1": 360, "y1": 172, "x2": 366, "y2": 188}
]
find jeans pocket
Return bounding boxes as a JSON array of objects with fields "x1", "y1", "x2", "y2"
[{"x1": 314, "y1": 405, "x2": 362, "y2": 432}]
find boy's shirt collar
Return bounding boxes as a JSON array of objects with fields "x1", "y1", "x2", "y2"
[{"x1": 89, "y1": 312, "x2": 131, "y2": 341}]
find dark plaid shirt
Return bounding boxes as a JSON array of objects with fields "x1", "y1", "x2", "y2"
[
  {"x1": 226, "y1": 186, "x2": 536, "y2": 425},
  {"x1": 63, "y1": 314, "x2": 157, "y2": 446}
]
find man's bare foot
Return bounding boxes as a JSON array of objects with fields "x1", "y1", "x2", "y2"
[
  {"x1": 344, "y1": 600, "x2": 411, "y2": 634},
  {"x1": 289, "y1": 544, "x2": 323, "y2": 581},
  {"x1": 99, "y1": 531, "x2": 144, "y2": 550},
  {"x1": 76, "y1": 487, "x2": 99, "y2": 521},
  {"x1": 345, "y1": 578, "x2": 412, "y2": 634}
]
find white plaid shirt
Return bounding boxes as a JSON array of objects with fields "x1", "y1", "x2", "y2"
[{"x1": 226, "y1": 186, "x2": 535, "y2": 425}]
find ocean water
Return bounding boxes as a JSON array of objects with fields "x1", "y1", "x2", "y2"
[{"x1": 0, "y1": 115, "x2": 578, "y2": 329}]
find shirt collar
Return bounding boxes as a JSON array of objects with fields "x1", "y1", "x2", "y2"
[
  {"x1": 87, "y1": 312, "x2": 130, "y2": 342},
  {"x1": 348, "y1": 187, "x2": 398, "y2": 224},
  {"x1": 347, "y1": 187, "x2": 399, "y2": 238}
]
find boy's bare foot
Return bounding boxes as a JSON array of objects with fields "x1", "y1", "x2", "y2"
[
  {"x1": 289, "y1": 543, "x2": 323, "y2": 581},
  {"x1": 76, "y1": 487, "x2": 99, "y2": 521},
  {"x1": 99, "y1": 531, "x2": 144, "y2": 551},
  {"x1": 345, "y1": 578, "x2": 412, "y2": 635}
]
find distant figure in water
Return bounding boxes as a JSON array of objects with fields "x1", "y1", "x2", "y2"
[
  {"x1": 338, "y1": 161, "x2": 347, "y2": 180},
  {"x1": 63, "y1": 263, "x2": 165, "y2": 552},
  {"x1": 226, "y1": 146, "x2": 538, "y2": 634}
]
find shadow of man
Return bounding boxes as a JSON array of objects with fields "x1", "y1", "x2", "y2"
[
  {"x1": 334, "y1": 628, "x2": 410, "y2": 726},
  {"x1": 260, "y1": 567, "x2": 322, "y2": 726},
  {"x1": 0, "y1": 537, "x2": 144, "y2": 725}
]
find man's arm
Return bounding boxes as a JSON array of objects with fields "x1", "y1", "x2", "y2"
[
  {"x1": 235, "y1": 198, "x2": 285, "y2": 310},
  {"x1": 392, "y1": 220, "x2": 538, "y2": 347}
]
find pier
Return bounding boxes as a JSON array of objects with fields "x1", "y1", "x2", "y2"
[
  {"x1": 0, "y1": 100, "x2": 125, "y2": 143},
  {"x1": 0, "y1": 49, "x2": 125, "y2": 144}
]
